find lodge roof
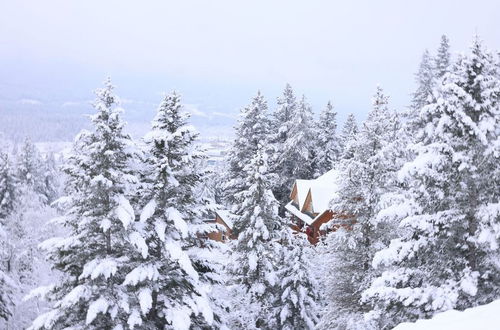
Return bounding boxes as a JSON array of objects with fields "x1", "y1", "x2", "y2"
[
  {"x1": 215, "y1": 209, "x2": 235, "y2": 230},
  {"x1": 288, "y1": 168, "x2": 340, "y2": 225}
]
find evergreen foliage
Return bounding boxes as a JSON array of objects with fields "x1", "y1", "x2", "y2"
[
  {"x1": 313, "y1": 101, "x2": 340, "y2": 177},
  {"x1": 229, "y1": 144, "x2": 284, "y2": 329},
  {"x1": 128, "y1": 91, "x2": 216, "y2": 329},
  {"x1": 29, "y1": 79, "x2": 141, "y2": 329},
  {"x1": 277, "y1": 232, "x2": 319, "y2": 330},
  {"x1": 363, "y1": 36, "x2": 500, "y2": 328},
  {"x1": 319, "y1": 86, "x2": 401, "y2": 329},
  {"x1": 225, "y1": 91, "x2": 271, "y2": 216},
  {"x1": 338, "y1": 113, "x2": 359, "y2": 159}
]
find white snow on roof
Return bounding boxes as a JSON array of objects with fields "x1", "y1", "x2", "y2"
[
  {"x1": 216, "y1": 210, "x2": 235, "y2": 229},
  {"x1": 295, "y1": 179, "x2": 313, "y2": 210},
  {"x1": 292, "y1": 168, "x2": 339, "y2": 214},
  {"x1": 309, "y1": 169, "x2": 339, "y2": 214},
  {"x1": 285, "y1": 201, "x2": 314, "y2": 226},
  {"x1": 394, "y1": 299, "x2": 500, "y2": 330}
]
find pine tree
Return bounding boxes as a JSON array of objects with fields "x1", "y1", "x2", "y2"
[
  {"x1": 29, "y1": 79, "x2": 141, "y2": 329},
  {"x1": 229, "y1": 144, "x2": 284, "y2": 329},
  {"x1": 126, "y1": 91, "x2": 216, "y2": 329},
  {"x1": 0, "y1": 268, "x2": 14, "y2": 322},
  {"x1": 313, "y1": 101, "x2": 340, "y2": 177},
  {"x1": 435, "y1": 34, "x2": 451, "y2": 78},
  {"x1": 411, "y1": 49, "x2": 435, "y2": 111},
  {"x1": 319, "y1": 86, "x2": 401, "y2": 329},
  {"x1": 225, "y1": 91, "x2": 271, "y2": 214},
  {"x1": 277, "y1": 232, "x2": 319, "y2": 330},
  {"x1": 16, "y1": 138, "x2": 45, "y2": 200},
  {"x1": 363, "y1": 36, "x2": 500, "y2": 328},
  {"x1": 0, "y1": 219, "x2": 14, "y2": 322},
  {"x1": 40, "y1": 153, "x2": 60, "y2": 204},
  {"x1": 269, "y1": 84, "x2": 299, "y2": 205},
  {"x1": 272, "y1": 93, "x2": 315, "y2": 205},
  {"x1": 338, "y1": 113, "x2": 359, "y2": 159},
  {"x1": 0, "y1": 152, "x2": 16, "y2": 221}
]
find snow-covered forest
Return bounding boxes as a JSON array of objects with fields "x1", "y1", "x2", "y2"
[{"x1": 0, "y1": 33, "x2": 499, "y2": 330}]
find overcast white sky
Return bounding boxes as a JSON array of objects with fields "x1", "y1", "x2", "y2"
[{"x1": 1, "y1": 0, "x2": 500, "y2": 136}]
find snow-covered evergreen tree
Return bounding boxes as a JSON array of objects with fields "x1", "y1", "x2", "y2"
[
  {"x1": 0, "y1": 151, "x2": 16, "y2": 220},
  {"x1": 411, "y1": 49, "x2": 435, "y2": 111},
  {"x1": 225, "y1": 91, "x2": 271, "y2": 213},
  {"x1": 229, "y1": 144, "x2": 284, "y2": 329},
  {"x1": 0, "y1": 270, "x2": 13, "y2": 322},
  {"x1": 313, "y1": 101, "x2": 340, "y2": 177},
  {"x1": 3, "y1": 187, "x2": 60, "y2": 329},
  {"x1": 127, "y1": 91, "x2": 216, "y2": 329},
  {"x1": 272, "y1": 93, "x2": 315, "y2": 205},
  {"x1": 339, "y1": 113, "x2": 359, "y2": 159},
  {"x1": 435, "y1": 34, "x2": 451, "y2": 78},
  {"x1": 16, "y1": 138, "x2": 45, "y2": 200},
  {"x1": 0, "y1": 219, "x2": 14, "y2": 322},
  {"x1": 29, "y1": 79, "x2": 141, "y2": 329},
  {"x1": 277, "y1": 232, "x2": 319, "y2": 330},
  {"x1": 318, "y1": 86, "x2": 401, "y2": 330},
  {"x1": 269, "y1": 84, "x2": 299, "y2": 205},
  {"x1": 363, "y1": 36, "x2": 500, "y2": 328},
  {"x1": 40, "y1": 152, "x2": 61, "y2": 204}
]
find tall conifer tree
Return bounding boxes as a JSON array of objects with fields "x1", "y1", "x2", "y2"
[
  {"x1": 30, "y1": 79, "x2": 141, "y2": 329},
  {"x1": 313, "y1": 101, "x2": 340, "y2": 176},
  {"x1": 364, "y1": 36, "x2": 500, "y2": 328}
]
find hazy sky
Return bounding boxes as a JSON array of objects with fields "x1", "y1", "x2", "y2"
[{"x1": 1, "y1": 0, "x2": 500, "y2": 139}]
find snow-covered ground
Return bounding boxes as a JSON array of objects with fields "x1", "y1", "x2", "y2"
[{"x1": 394, "y1": 300, "x2": 500, "y2": 330}]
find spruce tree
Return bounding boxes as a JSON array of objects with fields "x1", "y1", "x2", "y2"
[
  {"x1": 225, "y1": 91, "x2": 271, "y2": 214},
  {"x1": 0, "y1": 270, "x2": 13, "y2": 322},
  {"x1": 411, "y1": 49, "x2": 435, "y2": 111},
  {"x1": 313, "y1": 101, "x2": 340, "y2": 177},
  {"x1": 363, "y1": 36, "x2": 500, "y2": 328},
  {"x1": 0, "y1": 152, "x2": 16, "y2": 221},
  {"x1": 319, "y1": 86, "x2": 400, "y2": 329},
  {"x1": 338, "y1": 113, "x2": 359, "y2": 159},
  {"x1": 126, "y1": 91, "x2": 216, "y2": 329},
  {"x1": 229, "y1": 144, "x2": 284, "y2": 329},
  {"x1": 269, "y1": 84, "x2": 299, "y2": 205},
  {"x1": 16, "y1": 138, "x2": 45, "y2": 200},
  {"x1": 272, "y1": 93, "x2": 315, "y2": 205},
  {"x1": 277, "y1": 232, "x2": 319, "y2": 330},
  {"x1": 41, "y1": 153, "x2": 60, "y2": 204},
  {"x1": 435, "y1": 34, "x2": 451, "y2": 78},
  {"x1": 0, "y1": 221, "x2": 14, "y2": 322},
  {"x1": 29, "y1": 79, "x2": 141, "y2": 329}
]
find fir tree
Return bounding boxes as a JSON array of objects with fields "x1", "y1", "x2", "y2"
[
  {"x1": 0, "y1": 219, "x2": 14, "y2": 322},
  {"x1": 272, "y1": 93, "x2": 315, "y2": 206},
  {"x1": 313, "y1": 101, "x2": 340, "y2": 177},
  {"x1": 319, "y1": 86, "x2": 401, "y2": 329},
  {"x1": 29, "y1": 79, "x2": 141, "y2": 329},
  {"x1": 127, "y1": 91, "x2": 216, "y2": 329},
  {"x1": 277, "y1": 232, "x2": 319, "y2": 330},
  {"x1": 338, "y1": 113, "x2": 359, "y2": 159},
  {"x1": 225, "y1": 91, "x2": 271, "y2": 214},
  {"x1": 41, "y1": 153, "x2": 61, "y2": 204},
  {"x1": 16, "y1": 138, "x2": 45, "y2": 200},
  {"x1": 411, "y1": 49, "x2": 435, "y2": 111},
  {"x1": 269, "y1": 84, "x2": 299, "y2": 205},
  {"x1": 0, "y1": 268, "x2": 14, "y2": 322},
  {"x1": 0, "y1": 152, "x2": 16, "y2": 221},
  {"x1": 435, "y1": 34, "x2": 451, "y2": 78},
  {"x1": 229, "y1": 144, "x2": 284, "y2": 329},
  {"x1": 363, "y1": 36, "x2": 500, "y2": 328}
]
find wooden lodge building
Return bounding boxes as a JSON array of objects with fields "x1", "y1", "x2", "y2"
[
  {"x1": 285, "y1": 169, "x2": 352, "y2": 244},
  {"x1": 205, "y1": 210, "x2": 235, "y2": 243},
  {"x1": 205, "y1": 169, "x2": 351, "y2": 245}
]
